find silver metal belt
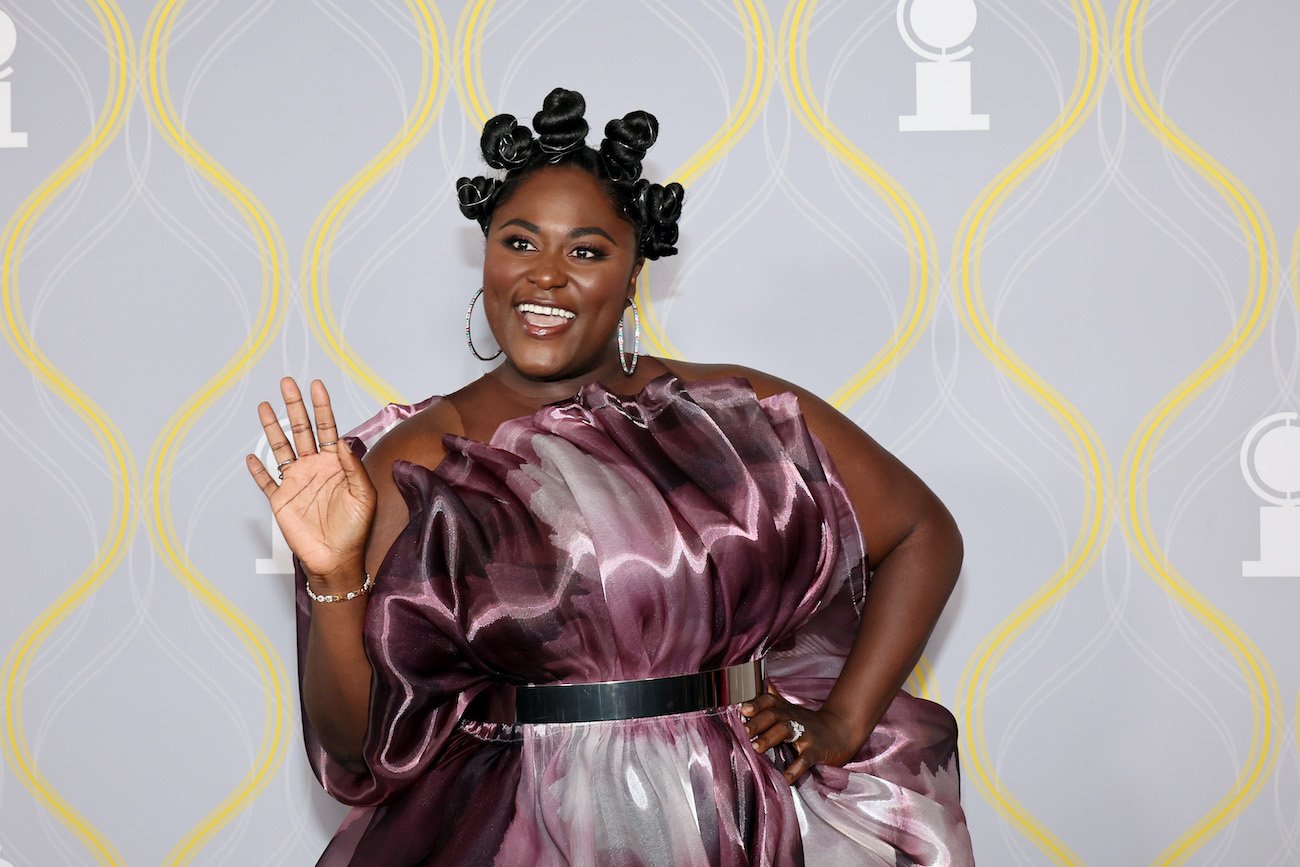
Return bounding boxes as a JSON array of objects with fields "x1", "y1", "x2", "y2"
[{"x1": 465, "y1": 658, "x2": 766, "y2": 724}]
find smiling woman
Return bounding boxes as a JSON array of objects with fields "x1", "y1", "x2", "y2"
[
  {"x1": 480, "y1": 168, "x2": 643, "y2": 384},
  {"x1": 247, "y1": 88, "x2": 975, "y2": 865}
]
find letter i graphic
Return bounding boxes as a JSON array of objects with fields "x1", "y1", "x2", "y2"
[{"x1": 0, "y1": 8, "x2": 29, "y2": 148}]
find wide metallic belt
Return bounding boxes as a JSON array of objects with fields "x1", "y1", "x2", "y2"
[{"x1": 464, "y1": 658, "x2": 766, "y2": 725}]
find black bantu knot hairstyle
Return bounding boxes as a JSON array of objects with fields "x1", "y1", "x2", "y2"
[{"x1": 455, "y1": 87, "x2": 684, "y2": 260}]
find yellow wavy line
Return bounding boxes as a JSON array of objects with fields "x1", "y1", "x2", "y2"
[
  {"x1": 304, "y1": 0, "x2": 447, "y2": 404},
  {"x1": 951, "y1": 3, "x2": 1109, "y2": 864},
  {"x1": 140, "y1": 2, "x2": 292, "y2": 862},
  {"x1": 780, "y1": 0, "x2": 940, "y2": 412},
  {"x1": 903, "y1": 656, "x2": 936, "y2": 703},
  {"x1": 454, "y1": 0, "x2": 773, "y2": 362},
  {"x1": 1115, "y1": 3, "x2": 1281, "y2": 862},
  {"x1": 639, "y1": 0, "x2": 773, "y2": 360},
  {"x1": 455, "y1": 0, "x2": 494, "y2": 129},
  {"x1": 0, "y1": 4, "x2": 135, "y2": 862}
]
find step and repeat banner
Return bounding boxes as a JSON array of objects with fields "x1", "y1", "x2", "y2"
[{"x1": 1, "y1": 1, "x2": 1297, "y2": 864}]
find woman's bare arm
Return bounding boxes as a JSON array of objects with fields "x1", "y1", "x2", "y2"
[{"x1": 665, "y1": 361, "x2": 961, "y2": 782}]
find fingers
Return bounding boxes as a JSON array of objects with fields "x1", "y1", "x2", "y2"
[
  {"x1": 740, "y1": 689, "x2": 816, "y2": 782},
  {"x1": 310, "y1": 379, "x2": 340, "y2": 450},
  {"x1": 258, "y1": 400, "x2": 295, "y2": 466},
  {"x1": 783, "y1": 749, "x2": 813, "y2": 785},
  {"x1": 748, "y1": 709, "x2": 799, "y2": 753},
  {"x1": 741, "y1": 693, "x2": 798, "y2": 752},
  {"x1": 245, "y1": 454, "x2": 279, "y2": 499},
  {"x1": 281, "y1": 377, "x2": 318, "y2": 458}
]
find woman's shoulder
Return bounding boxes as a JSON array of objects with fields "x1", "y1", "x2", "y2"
[{"x1": 360, "y1": 393, "x2": 465, "y2": 475}]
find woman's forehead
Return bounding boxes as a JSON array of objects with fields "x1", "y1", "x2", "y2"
[{"x1": 495, "y1": 167, "x2": 632, "y2": 232}]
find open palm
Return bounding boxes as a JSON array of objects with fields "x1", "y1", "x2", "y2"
[{"x1": 247, "y1": 378, "x2": 375, "y2": 582}]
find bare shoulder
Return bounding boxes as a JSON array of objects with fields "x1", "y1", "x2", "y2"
[
  {"x1": 358, "y1": 393, "x2": 466, "y2": 572},
  {"x1": 361, "y1": 394, "x2": 464, "y2": 477}
]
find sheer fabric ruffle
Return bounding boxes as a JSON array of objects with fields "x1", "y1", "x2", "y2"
[{"x1": 296, "y1": 375, "x2": 973, "y2": 865}]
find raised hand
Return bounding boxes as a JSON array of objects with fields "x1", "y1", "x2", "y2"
[{"x1": 246, "y1": 378, "x2": 376, "y2": 586}]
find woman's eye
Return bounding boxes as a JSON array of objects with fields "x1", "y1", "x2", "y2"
[
  {"x1": 572, "y1": 246, "x2": 606, "y2": 260},
  {"x1": 505, "y1": 236, "x2": 536, "y2": 252}
]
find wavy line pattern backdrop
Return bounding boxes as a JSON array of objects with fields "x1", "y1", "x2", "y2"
[{"x1": 1, "y1": 1, "x2": 1297, "y2": 863}]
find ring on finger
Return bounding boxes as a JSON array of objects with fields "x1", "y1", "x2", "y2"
[
  {"x1": 276, "y1": 458, "x2": 295, "y2": 471},
  {"x1": 785, "y1": 719, "x2": 805, "y2": 743},
  {"x1": 317, "y1": 440, "x2": 338, "y2": 448}
]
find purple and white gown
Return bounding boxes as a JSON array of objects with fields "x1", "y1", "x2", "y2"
[{"x1": 296, "y1": 374, "x2": 974, "y2": 865}]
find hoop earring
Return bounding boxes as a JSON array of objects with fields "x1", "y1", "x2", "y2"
[
  {"x1": 617, "y1": 299, "x2": 640, "y2": 376},
  {"x1": 465, "y1": 288, "x2": 502, "y2": 361}
]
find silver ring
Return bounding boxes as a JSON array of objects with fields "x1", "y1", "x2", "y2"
[
  {"x1": 275, "y1": 458, "x2": 295, "y2": 471},
  {"x1": 317, "y1": 440, "x2": 338, "y2": 448},
  {"x1": 785, "y1": 719, "x2": 805, "y2": 743}
]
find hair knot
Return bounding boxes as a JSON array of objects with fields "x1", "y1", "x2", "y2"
[
  {"x1": 600, "y1": 111, "x2": 659, "y2": 181},
  {"x1": 534, "y1": 88, "x2": 589, "y2": 162},
  {"x1": 481, "y1": 114, "x2": 539, "y2": 170}
]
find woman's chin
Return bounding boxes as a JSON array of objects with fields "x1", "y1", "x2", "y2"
[{"x1": 500, "y1": 348, "x2": 615, "y2": 387}]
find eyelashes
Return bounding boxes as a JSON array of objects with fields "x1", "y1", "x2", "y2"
[{"x1": 500, "y1": 235, "x2": 610, "y2": 260}]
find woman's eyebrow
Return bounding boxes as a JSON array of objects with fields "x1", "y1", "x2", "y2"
[
  {"x1": 570, "y1": 226, "x2": 617, "y2": 244},
  {"x1": 499, "y1": 219, "x2": 616, "y2": 245}
]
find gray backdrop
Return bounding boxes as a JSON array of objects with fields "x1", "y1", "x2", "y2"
[{"x1": 1, "y1": 1, "x2": 1298, "y2": 864}]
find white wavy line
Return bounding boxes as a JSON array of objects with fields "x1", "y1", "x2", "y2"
[
  {"x1": 1100, "y1": 558, "x2": 1253, "y2": 864},
  {"x1": 1263, "y1": 293, "x2": 1299, "y2": 404},
  {"x1": 124, "y1": 568, "x2": 267, "y2": 865},
  {"x1": 314, "y1": 0, "x2": 410, "y2": 109},
  {"x1": 6, "y1": 0, "x2": 101, "y2": 91},
  {"x1": 495, "y1": 1, "x2": 587, "y2": 103},
  {"x1": 973, "y1": 1, "x2": 1072, "y2": 244},
  {"x1": 1261, "y1": 708, "x2": 1300, "y2": 864},
  {"x1": 117, "y1": 97, "x2": 270, "y2": 485},
  {"x1": 308, "y1": 0, "x2": 421, "y2": 255},
  {"x1": 1, "y1": 6, "x2": 151, "y2": 859},
  {"x1": 120, "y1": 103, "x2": 254, "y2": 335},
  {"x1": 1112, "y1": 26, "x2": 1284, "y2": 834},
  {"x1": 315, "y1": 2, "x2": 450, "y2": 335},
  {"x1": 337, "y1": 186, "x2": 440, "y2": 330},
  {"x1": 1148, "y1": 2, "x2": 1263, "y2": 255},
  {"x1": 169, "y1": 0, "x2": 283, "y2": 261},
  {"x1": 968, "y1": 8, "x2": 1280, "y2": 859},
  {"x1": 638, "y1": 0, "x2": 739, "y2": 340}
]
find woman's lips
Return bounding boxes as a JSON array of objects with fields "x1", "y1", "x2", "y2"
[{"x1": 516, "y1": 302, "x2": 575, "y2": 335}]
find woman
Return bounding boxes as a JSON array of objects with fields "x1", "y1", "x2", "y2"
[{"x1": 249, "y1": 88, "x2": 973, "y2": 865}]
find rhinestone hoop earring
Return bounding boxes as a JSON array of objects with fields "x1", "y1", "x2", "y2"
[
  {"x1": 617, "y1": 299, "x2": 640, "y2": 376},
  {"x1": 465, "y1": 288, "x2": 502, "y2": 361}
]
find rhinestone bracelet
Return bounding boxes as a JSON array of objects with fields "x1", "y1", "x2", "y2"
[{"x1": 305, "y1": 571, "x2": 374, "y2": 604}]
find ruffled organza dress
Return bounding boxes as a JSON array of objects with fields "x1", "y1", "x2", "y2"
[{"x1": 296, "y1": 375, "x2": 973, "y2": 865}]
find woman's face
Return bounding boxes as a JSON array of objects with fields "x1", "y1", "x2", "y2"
[{"x1": 482, "y1": 167, "x2": 642, "y2": 384}]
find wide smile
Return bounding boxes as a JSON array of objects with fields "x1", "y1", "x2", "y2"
[{"x1": 515, "y1": 301, "x2": 577, "y2": 336}]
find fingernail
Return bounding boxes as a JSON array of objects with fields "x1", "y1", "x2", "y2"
[{"x1": 740, "y1": 703, "x2": 752, "y2": 715}]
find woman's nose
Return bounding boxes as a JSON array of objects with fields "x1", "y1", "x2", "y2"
[{"x1": 527, "y1": 251, "x2": 566, "y2": 289}]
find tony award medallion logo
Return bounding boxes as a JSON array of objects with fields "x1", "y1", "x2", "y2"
[
  {"x1": 1241, "y1": 412, "x2": 1300, "y2": 578},
  {"x1": 898, "y1": 0, "x2": 989, "y2": 132},
  {"x1": 0, "y1": 8, "x2": 28, "y2": 148}
]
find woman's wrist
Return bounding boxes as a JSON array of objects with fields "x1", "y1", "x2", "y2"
[
  {"x1": 306, "y1": 571, "x2": 373, "y2": 603},
  {"x1": 303, "y1": 558, "x2": 369, "y2": 597},
  {"x1": 816, "y1": 698, "x2": 877, "y2": 752}
]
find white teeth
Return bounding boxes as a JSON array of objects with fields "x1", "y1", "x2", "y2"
[{"x1": 516, "y1": 302, "x2": 576, "y2": 320}]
